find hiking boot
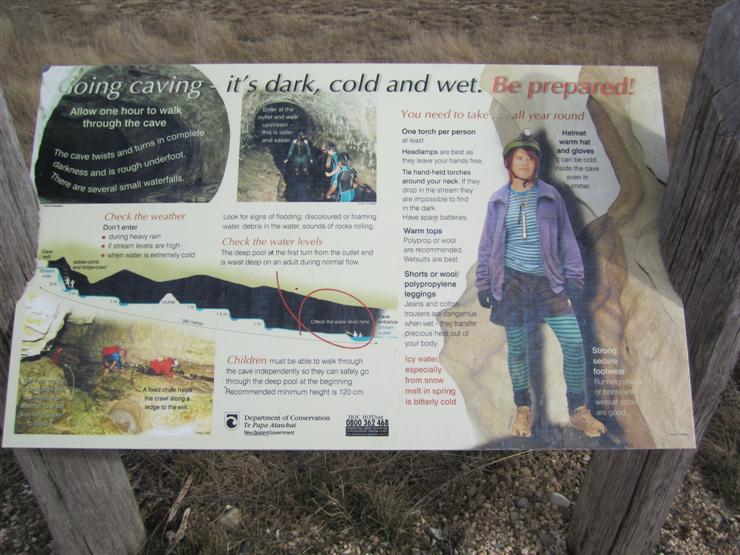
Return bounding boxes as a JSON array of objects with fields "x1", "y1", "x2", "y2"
[
  {"x1": 512, "y1": 406, "x2": 532, "y2": 438},
  {"x1": 569, "y1": 406, "x2": 607, "y2": 437}
]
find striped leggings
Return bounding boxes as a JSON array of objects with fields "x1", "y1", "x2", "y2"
[{"x1": 506, "y1": 314, "x2": 585, "y2": 401}]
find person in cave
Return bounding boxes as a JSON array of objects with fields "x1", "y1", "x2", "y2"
[
  {"x1": 323, "y1": 142, "x2": 339, "y2": 172},
  {"x1": 317, "y1": 142, "x2": 339, "y2": 199},
  {"x1": 475, "y1": 129, "x2": 607, "y2": 440},
  {"x1": 50, "y1": 345, "x2": 65, "y2": 366},
  {"x1": 314, "y1": 142, "x2": 337, "y2": 198},
  {"x1": 325, "y1": 152, "x2": 359, "y2": 202},
  {"x1": 149, "y1": 357, "x2": 179, "y2": 379},
  {"x1": 283, "y1": 130, "x2": 313, "y2": 176},
  {"x1": 101, "y1": 345, "x2": 126, "y2": 376}
]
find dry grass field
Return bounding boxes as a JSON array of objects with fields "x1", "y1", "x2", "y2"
[
  {"x1": 0, "y1": 0, "x2": 721, "y2": 159},
  {"x1": 0, "y1": 1, "x2": 737, "y2": 554}
]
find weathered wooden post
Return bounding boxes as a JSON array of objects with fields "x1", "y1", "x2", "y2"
[
  {"x1": 0, "y1": 84, "x2": 146, "y2": 554},
  {"x1": 568, "y1": 1, "x2": 739, "y2": 553}
]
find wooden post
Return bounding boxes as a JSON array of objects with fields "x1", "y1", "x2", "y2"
[
  {"x1": 568, "y1": 2, "x2": 740, "y2": 553},
  {"x1": 0, "y1": 85, "x2": 146, "y2": 554}
]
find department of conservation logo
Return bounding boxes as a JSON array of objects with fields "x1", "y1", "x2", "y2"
[{"x1": 224, "y1": 412, "x2": 240, "y2": 430}]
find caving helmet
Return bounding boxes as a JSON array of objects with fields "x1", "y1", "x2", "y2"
[{"x1": 502, "y1": 128, "x2": 541, "y2": 159}]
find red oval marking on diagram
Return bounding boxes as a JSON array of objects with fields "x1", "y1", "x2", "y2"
[{"x1": 297, "y1": 287, "x2": 375, "y2": 349}]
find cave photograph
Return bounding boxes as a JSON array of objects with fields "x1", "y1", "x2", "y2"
[
  {"x1": 238, "y1": 91, "x2": 377, "y2": 202},
  {"x1": 14, "y1": 292, "x2": 214, "y2": 436}
]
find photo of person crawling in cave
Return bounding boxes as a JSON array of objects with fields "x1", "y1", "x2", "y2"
[{"x1": 476, "y1": 129, "x2": 607, "y2": 440}]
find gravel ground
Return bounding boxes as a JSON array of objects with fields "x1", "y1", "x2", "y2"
[{"x1": 1, "y1": 450, "x2": 737, "y2": 554}]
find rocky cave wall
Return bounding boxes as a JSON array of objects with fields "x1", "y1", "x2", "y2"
[{"x1": 22, "y1": 293, "x2": 215, "y2": 371}]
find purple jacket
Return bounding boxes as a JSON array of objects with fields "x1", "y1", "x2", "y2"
[{"x1": 476, "y1": 179, "x2": 584, "y2": 300}]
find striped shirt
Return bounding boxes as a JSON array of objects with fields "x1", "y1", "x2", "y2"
[{"x1": 504, "y1": 185, "x2": 545, "y2": 275}]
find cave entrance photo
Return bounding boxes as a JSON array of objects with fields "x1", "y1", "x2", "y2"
[{"x1": 238, "y1": 93, "x2": 377, "y2": 203}]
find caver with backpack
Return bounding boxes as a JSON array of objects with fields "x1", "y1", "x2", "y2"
[{"x1": 325, "y1": 152, "x2": 358, "y2": 202}]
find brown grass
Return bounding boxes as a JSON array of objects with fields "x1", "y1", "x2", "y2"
[
  {"x1": 0, "y1": 7, "x2": 702, "y2": 162},
  {"x1": 127, "y1": 449, "x2": 554, "y2": 553},
  {"x1": 0, "y1": 1, "x2": 736, "y2": 552}
]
